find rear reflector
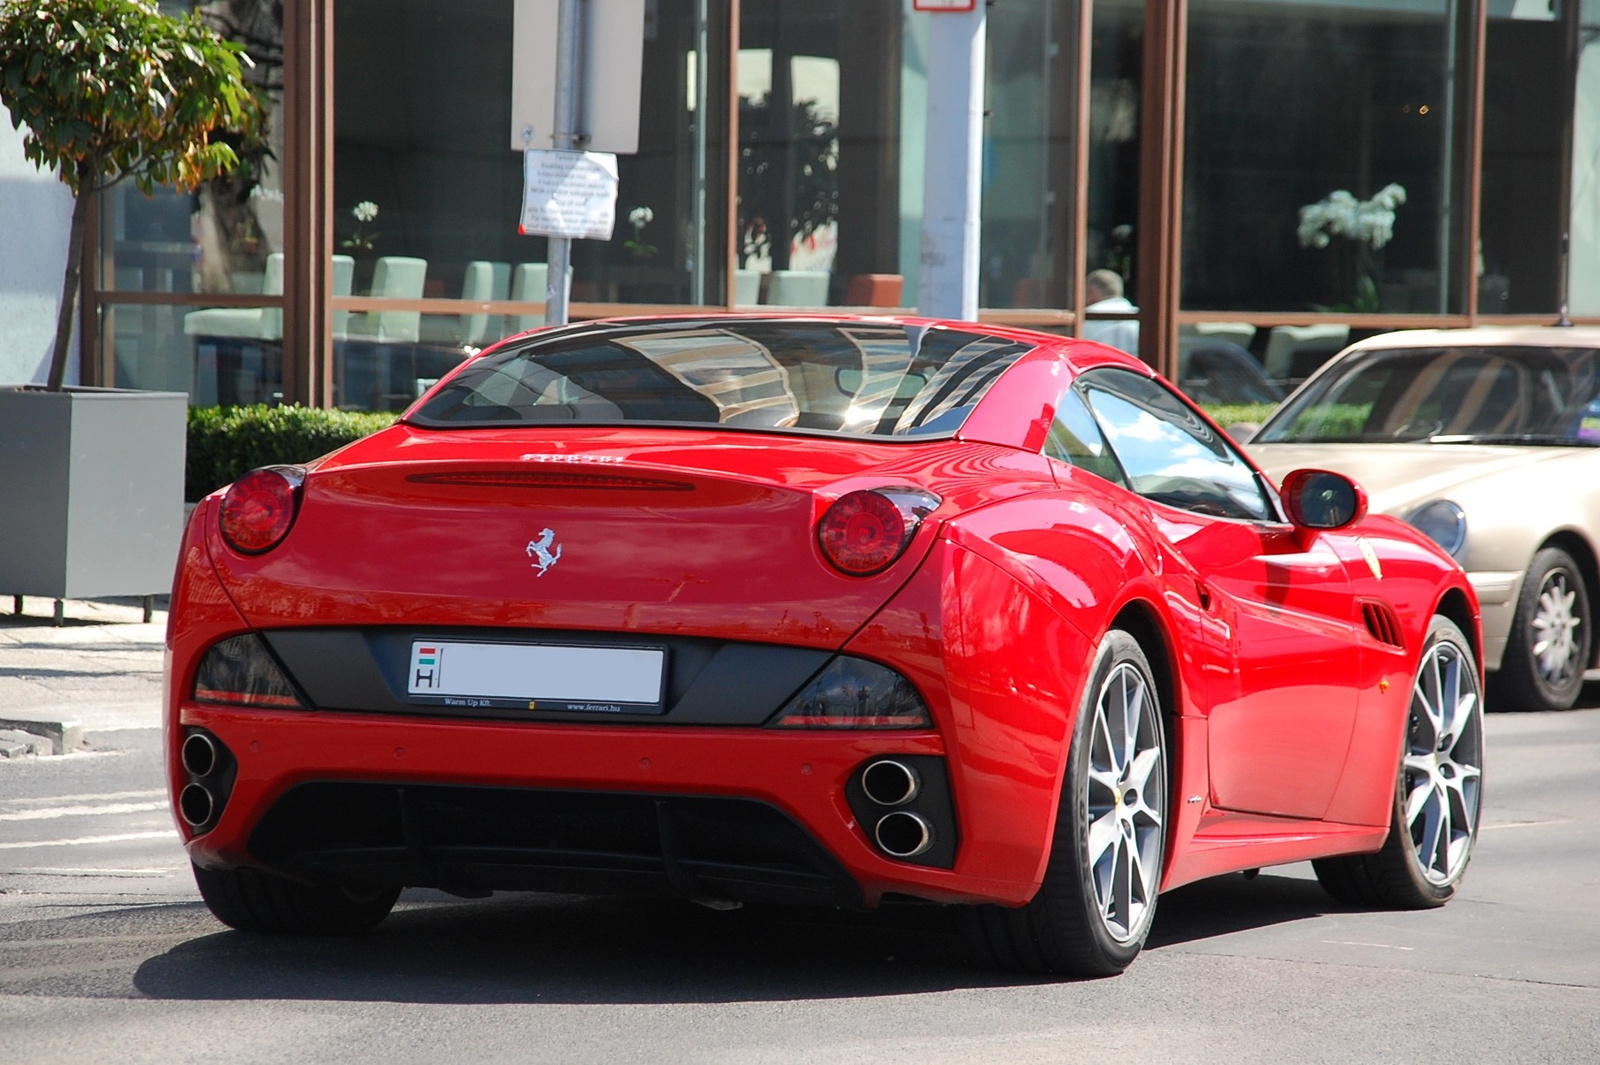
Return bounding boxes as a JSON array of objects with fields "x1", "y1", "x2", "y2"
[
  {"x1": 770, "y1": 656, "x2": 931, "y2": 729},
  {"x1": 219, "y1": 466, "x2": 305, "y2": 554},
  {"x1": 192, "y1": 634, "x2": 308, "y2": 709}
]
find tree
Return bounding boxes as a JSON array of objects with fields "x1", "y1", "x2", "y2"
[{"x1": 0, "y1": 0, "x2": 267, "y2": 390}]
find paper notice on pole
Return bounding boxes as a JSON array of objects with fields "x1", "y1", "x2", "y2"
[{"x1": 518, "y1": 150, "x2": 619, "y2": 240}]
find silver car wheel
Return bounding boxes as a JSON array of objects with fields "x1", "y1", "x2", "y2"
[
  {"x1": 1085, "y1": 660, "x2": 1166, "y2": 943},
  {"x1": 1405, "y1": 636, "x2": 1484, "y2": 886},
  {"x1": 1531, "y1": 569, "x2": 1582, "y2": 688}
]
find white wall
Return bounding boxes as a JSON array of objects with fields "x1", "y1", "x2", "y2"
[
  {"x1": 0, "y1": 105, "x2": 76, "y2": 386},
  {"x1": 1571, "y1": 40, "x2": 1600, "y2": 317}
]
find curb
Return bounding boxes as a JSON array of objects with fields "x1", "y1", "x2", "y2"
[{"x1": 0, "y1": 713, "x2": 86, "y2": 755}]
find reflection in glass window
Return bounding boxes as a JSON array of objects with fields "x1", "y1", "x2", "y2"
[
  {"x1": 1045, "y1": 387, "x2": 1128, "y2": 487},
  {"x1": 334, "y1": 0, "x2": 728, "y2": 319},
  {"x1": 1183, "y1": 0, "x2": 1462, "y2": 314},
  {"x1": 1254, "y1": 345, "x2": 1600, "y2": 446},
  {"x1": 409, "y1": 318, "x2": 1028, "y2": 437},
  {"x1": 1086, "y1": 0, "x2": 1143, "y2": 305},
  {"x1": 737, "y1": 2, "x2": 906, "y2": 309},
  {"x1": 981, "y1": 0, "x2": 1079, "y2": 309},
  {"x1": 1081, "y1": 368, "x2": 1272, "y2": 520},
  {"x1": 98, "y1": 2, "x2": 284, "y2": 301}
]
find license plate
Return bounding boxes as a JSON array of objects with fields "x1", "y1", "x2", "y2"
[{"x1": 406, "y1": 640, "x2": 667, "y2": 713}]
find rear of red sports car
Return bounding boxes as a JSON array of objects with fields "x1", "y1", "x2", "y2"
[{"x1": 167, "y1": 317, "x2": 1097, "y2": 933}]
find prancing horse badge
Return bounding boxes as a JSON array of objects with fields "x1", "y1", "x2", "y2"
[{"x1": 526, "y1": 528, "x2": 563, "y2": 576}]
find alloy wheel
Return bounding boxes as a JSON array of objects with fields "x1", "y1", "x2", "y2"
[
  {"x1": 1404, "y1": 636, "x2": 1484, "y2": 885},
  {"x1": 1084, "y1": 660, "x2": 1166, "y2": 942},
  {"x1": 1531, "y1": 568, "x2": 1583, "y2": 690}
]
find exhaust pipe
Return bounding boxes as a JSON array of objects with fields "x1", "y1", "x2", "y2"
[
  {"x1": 181, "y1": 732, "x2": 219, "y2": 778},
  {"x1": 861, "y1": 759, "x2": 920, "y2": 806},
  {"x1": 179, "y1": 782, "x2": 216, "y2": 828},
  {"x1": 874, "y1": 810, "x2": 934, "y2": 858}
]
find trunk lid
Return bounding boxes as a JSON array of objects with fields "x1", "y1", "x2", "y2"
[{"x1": 209, "y1": 426, "x2": 961, "y2": 649}]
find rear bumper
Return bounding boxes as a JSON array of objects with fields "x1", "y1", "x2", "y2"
[{"x1": 174, "y1": 704, "x2": 1039, "y2": 907}]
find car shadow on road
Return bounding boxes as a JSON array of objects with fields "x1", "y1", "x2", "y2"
[
  {"x1": 1145, "y1": 870, "x2": 1340, "y2": 949},
  {"x1": 131, "y1": 871, "x2": 1344, "y2": 1003}
]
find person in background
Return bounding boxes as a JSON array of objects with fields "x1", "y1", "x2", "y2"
[{"x1": 1083, "y1": 268, "x2": 1139, "y2": 356}]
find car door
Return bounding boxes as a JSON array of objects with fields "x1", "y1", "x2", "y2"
[{"x1": 1076, "y1": 368, "x2": 1361, "y2": 820}]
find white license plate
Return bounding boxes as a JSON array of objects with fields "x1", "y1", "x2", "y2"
[{"x1": 406, "y1": 640, "x2": 667, "y2": 713}]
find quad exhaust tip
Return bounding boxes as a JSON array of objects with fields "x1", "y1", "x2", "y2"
[
  {"x1": 861, "y1": 759, "x2": 920, "y2": 807},
  {"x1": 179, "y1": 783, "x2": 215, "y2": 828},
  {"x1": 181, "y1": 732, "x2": 219, "y2": 778},
  {"x1": 874, "y1": 810, "x2": 934, "y2": 858}
]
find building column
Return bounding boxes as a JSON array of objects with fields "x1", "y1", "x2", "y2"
[
  {"x1": 917, "y1": 4, "x2": 986, "y2": 321},
  {"x1": 281, "y1": 0, "x2": 334, "y2": 406},
  {"x1": 1137, "y1": 0, "x2": 1186, "y2": 381}
]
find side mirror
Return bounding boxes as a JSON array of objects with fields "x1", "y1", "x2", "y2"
[{"x1": 1280, "y1": 468, "x2": 1367, "y2": 530}]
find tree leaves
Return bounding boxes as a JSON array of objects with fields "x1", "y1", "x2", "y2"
[
  {"x1": 0, "y1": 0, "x2": 269, "y2": 198},
  {"x1": 0, "y1": 0, "x2": 271, "y2": 389}
]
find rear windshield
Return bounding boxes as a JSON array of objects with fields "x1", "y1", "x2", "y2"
[
  {"x1": 405, "y1": 319, "x2": 1033, "y2": 437},
  {"x1": 1255, "y1": 344, "x2": 1600, "y2": 446}
]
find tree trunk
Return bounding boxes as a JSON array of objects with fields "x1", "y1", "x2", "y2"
[{"x1": 47, "y1": 183, "x2": 92, "y2": 391}]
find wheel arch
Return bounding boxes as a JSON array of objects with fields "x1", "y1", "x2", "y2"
[
  {"x1": 1433, "y1": 585, "x2": 1483, "y2": 680},
  {"x1": 1109, "y1": 599, "x2": 1178, "y2": 733}
]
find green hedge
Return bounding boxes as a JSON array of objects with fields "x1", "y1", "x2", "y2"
[
  {"x1": 187, "y1": 405, "x2": 398, "y2": 501},
  {"x1": 1200, "y1": 402, "x2": 1279, "y2": 437}
]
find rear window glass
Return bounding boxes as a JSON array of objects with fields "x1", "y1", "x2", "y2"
[{"x1": 405, "y1": 319, "x2": 1032, "y2": 437}]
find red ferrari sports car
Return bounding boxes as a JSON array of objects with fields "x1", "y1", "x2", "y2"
[{"x1": 167, "y1": 315, "x2": 1484, "y2": 976}]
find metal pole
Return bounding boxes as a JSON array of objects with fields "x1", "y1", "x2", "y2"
[
  {"x1": 546, "y1": 0, "x2": 584, "y2": 326},
  {"x1": 692, "y1": 0, "x2": 709, "y2": 302}
]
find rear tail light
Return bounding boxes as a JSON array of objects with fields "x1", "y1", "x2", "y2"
[
  {"x1": 817, "y1": 487, "x2": 940, "y2": 576},
  {"x1": 192, "y1": 634, "x2": 308, "y2": 709},
  {"x1": 219, "y1": 465, "x2": 305, "y2": 554},
  {"x1": 769, "y1": 656, "x2": 931, "y2": 729}
]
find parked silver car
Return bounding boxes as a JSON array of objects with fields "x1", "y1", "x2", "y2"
[{"x1": 1248, "y1": 326, "x2": 1600, "y2": 710}]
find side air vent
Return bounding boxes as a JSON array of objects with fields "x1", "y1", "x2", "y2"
[
  {"x1": 1360, "y1": 599, "x2": 1405, "y2": 649},
  {"x1": 406, "y1": 470, "x2": 693, "y2": 492}
]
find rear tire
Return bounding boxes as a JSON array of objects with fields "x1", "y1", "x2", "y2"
[
  {"x1": 192, "y1": 862, "x2": 399, "y2": 935},
  {"x1": 1493, "y1": 547, "x2": 1590, "y2": 711},
  {"x1": 1314, "y1": 616, "x2": 1484, "y2": 908},
  {"x1": 964, "y1": 630, "x2": 1168, "y2": 977}
]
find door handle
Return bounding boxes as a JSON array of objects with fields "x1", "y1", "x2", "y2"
[{"x1": 1194, "y1": 578, "x2": 1213, "y2": 612}]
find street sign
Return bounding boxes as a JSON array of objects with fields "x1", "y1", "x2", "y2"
[{"x1": 510, "y1": 0, "x2": 645, "y2": 155}]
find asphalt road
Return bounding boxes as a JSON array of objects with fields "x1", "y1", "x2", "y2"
[{"x1": 1, "y1": 606, "x2": 1597, "y2": 1063}]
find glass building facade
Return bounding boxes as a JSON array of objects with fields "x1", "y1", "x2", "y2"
[{"x1": 77, "y1": 0, "x2": 1600, "y2": 408}]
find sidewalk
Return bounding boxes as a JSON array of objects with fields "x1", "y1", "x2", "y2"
[{"x1": 0, "y1": 596, "x2": 166, "y2": 755}]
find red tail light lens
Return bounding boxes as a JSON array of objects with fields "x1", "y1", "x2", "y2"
[
  {"x1": 219, "y1": 466, "x2": 305, "y2": 554},
  {"x1": 817, "y1": 487, "x2": 940, "y2": 576}
]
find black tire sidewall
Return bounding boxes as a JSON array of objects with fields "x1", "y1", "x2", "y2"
[
  {"x1": 1052, "y1": 630, "x2": 1167, "y2": 970},
  {"x1": 1390, "y1": 615, "x2": 1484, "y2": 903},
  {"x1": 1502, "y1": 547, "x2": 1591, "y2": 711}
]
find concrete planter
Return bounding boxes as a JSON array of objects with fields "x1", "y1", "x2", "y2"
[{"x1": 0, "y1": 386, "x2": 187, "y2": 601}]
